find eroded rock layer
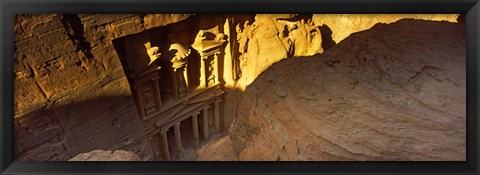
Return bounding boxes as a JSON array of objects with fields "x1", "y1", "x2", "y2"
[{"x1": 218, "y1": 19, "x2": 466, "y2": 161}]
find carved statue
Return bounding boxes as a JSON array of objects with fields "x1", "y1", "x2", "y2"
[
  {"x1": 167, "y1": 33, "x2": 191, "y2": 99},
  {"x1": 216, "y1": 33, "x2": 226, "y2": 42},
  {"x1": 168, "y1": 33, "x2": 191, "y2": 69},
  {"x1": 147, "y1": 46, "x2": 161, "y2": 65},
  {"x1": 237, "y1": 21, "x2": 250, "y2": 54},
  {"x1": 194, "y1": 30, "x2": 207, "y2": 45},
  {"x1": 236, "y1": 20, "x2": 251, "y2": 72}
]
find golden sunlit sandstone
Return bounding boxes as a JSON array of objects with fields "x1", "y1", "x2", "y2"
[
  {"x1": 14, "y1": 14, "x2": 463, "y2": 161},
  {"x1": 211, "y1": 19, "x2": 465, "y2": 161},
  {"x1": 69, "y1": 150, "x2": 141, "y2": 161}
]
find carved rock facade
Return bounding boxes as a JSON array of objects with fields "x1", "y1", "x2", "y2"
[{"x1": 14, "y1": 14, "x2": 191, "y2": 161}]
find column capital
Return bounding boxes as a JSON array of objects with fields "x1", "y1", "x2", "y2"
[
  {"x1": 161, "y1": 128, "x2": 170, "y2": 133},
  {"x1": 193, "y1": 111, "x2": 201, "y2": 117}
]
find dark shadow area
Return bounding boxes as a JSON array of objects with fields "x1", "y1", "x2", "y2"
[
  {"x1": 276, "y1": 14, "x2": 313, "y2": 22},
  {"x1": 112, "y1": 32, "x2": 152, "y2": 79},
  {"x1": 202, "y1": 32, "x2": 217, "y2": 40},
  {"x1": 319, "y1": 24, "x2": 336, "y2": 50},
  {"x1": 60, "y1": 14, "x2": 94, "y2": 61},
  {"x1": 14, "y1": 95, "x2": 149, "y2": 161},
  {"x1": 457, "y1": 13, "x2": 466, "y2": 24},
  {"x1": 228, "y1": 14, "x2": 256, "y2": 81},
  {"x1": 14, "y1": 82, "x2": 233, "y2": 161},
  {"x1": 187, "y1": 48, "x2": 201, "y2": 87}
]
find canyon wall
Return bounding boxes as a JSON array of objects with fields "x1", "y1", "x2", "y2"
[
  {"x1": 14, "y1": 14, "x2": 191, "y2": 160},
  {"x1": 201, "y1": 19, "x2": 466, "y2": 160},
  {"x1": 14, "y1": 14, "x2": 461, "y2": 161},
  {"x1": 229, "y1": 14, "x2": 458, "y2": 88},
  {"x1": 222, "y1": 14, "x2": 458, "y2": 130},
  {"x1": 312, "y1": 14, "x2": 459, "y2": 44}
]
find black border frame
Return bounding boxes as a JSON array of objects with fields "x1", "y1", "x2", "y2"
[{"x1": 1, "y1": 0, "x2": 479, "y2": 174}]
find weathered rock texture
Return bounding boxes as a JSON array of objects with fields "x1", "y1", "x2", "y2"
[
  {"x1": 312, "y1": 14, "x2": 459, "y2": 44},
  {"x1": 201, "y1": 19, "x2": 466, "y2": 161},
  {"x1": 14, "y1": 14, "x2": 190, "y2": 160},
  {"x1": 196, "y1": 135, "x2": 236, "y2": 161},
  {"x1": 230, "y1": 14, "x2": 458, "y2": 87},
  {"x1": 222, "y1": 14, "x2": 459, "y2": 128},
  {"x1": 69, "y1": 150, "x2": 140, "y2": 161},
  {"x1": 14, "y1": 14, "x2": 462, "y2": 161}
]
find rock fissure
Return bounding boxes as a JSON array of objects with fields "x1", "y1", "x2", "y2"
[{"x1": 61, "y1": 14, "x2": 95, "y2": 69}]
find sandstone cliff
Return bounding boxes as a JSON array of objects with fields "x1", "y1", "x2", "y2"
[
  {"x1": 14, "y1": 14, "x2": 191, "y2": 161},
  {"x1": 14, "y1": 14, "x2": 463, "y2": 161},
  {"x1": 230, "y1": 14, "x2": 458, "y2": 88},
  {"x1": 199, "y1": 19, "x2": 466, "y2": 160},
  {"x1": 69, "y1": 150, "x2": 141, "y2": 161},
  {"x1": 222, "y1": 14, "x2": 458, "y2": 128}
]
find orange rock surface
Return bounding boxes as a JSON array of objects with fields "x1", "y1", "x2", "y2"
[{"x1": 201, "y1": 19, "x2": 466, "y2": 161}]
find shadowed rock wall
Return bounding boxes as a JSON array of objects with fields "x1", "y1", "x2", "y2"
[{"x1": 14, "y1": 14, "x2": 190, "y2": 160}]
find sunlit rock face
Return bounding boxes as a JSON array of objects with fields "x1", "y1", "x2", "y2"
[
  {"x1": 236, "y1": 14, "x2": 323, "y2": 87},
  {"x1": 222, "y1": 14, "x2": 459, "y2": 131},
  {"x1": 14, "y1": 14, "x2": 190, "y2": 161},
  {"x1": 232, "y1": 14, "x2": 459, "y2": 88},
  {"x1": 217, "y1": 19, "x2": 466, "y2": 161},
  {"x1": 14, "y1": 14, "x2": 191, "y2": 117},
  {"x1": 312, "y1": 14, "x2": 459, "y2": 44},
  {"x1": 69, "y1": 150, "x2": 140, "y2": 161}
]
